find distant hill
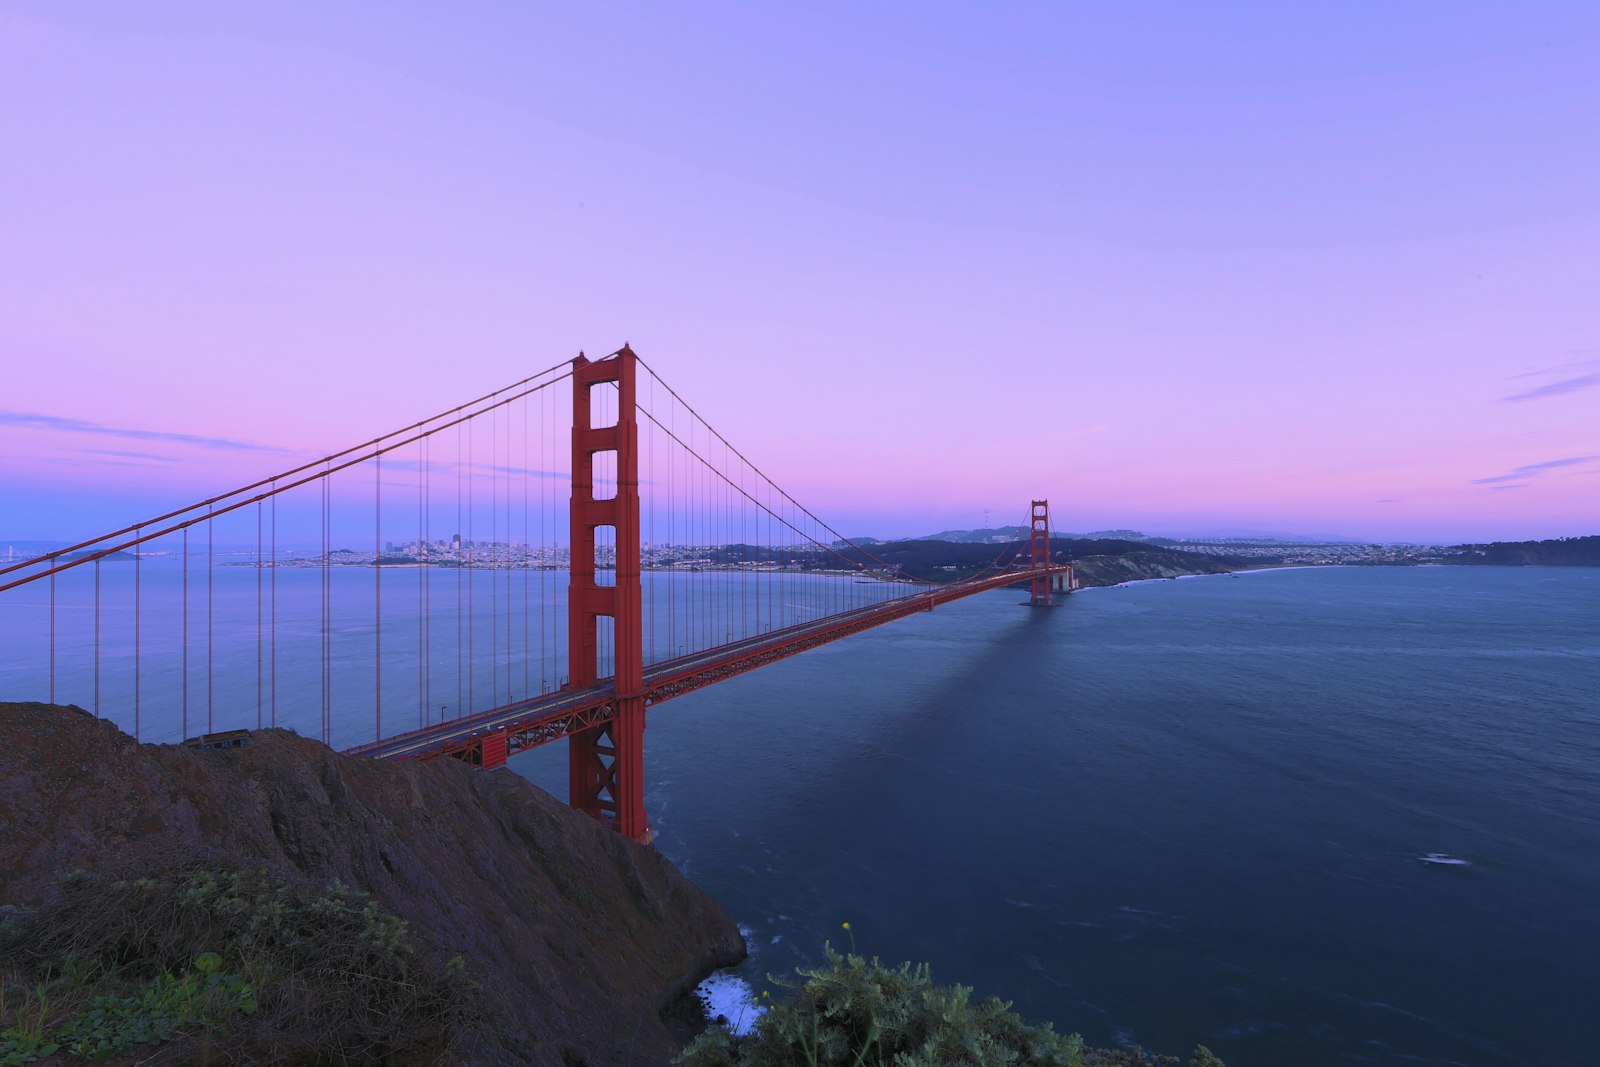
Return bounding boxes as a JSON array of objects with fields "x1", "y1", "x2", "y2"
[
  {"x1": 835, "y1": 539, "x2": 1027, "y2": 577},
  {"x1": 827, "y1": 537, "x2": 1246, "y2": 585},
  {"x1": 912, "y1": 525, "x2": 1033, "y2": 544},
  {"x1": 1083, "y1": 529, "x2": 1160, "y2": 542},
  {"x1": 1447, "y1": 536, "x2": 1600, "y2": 567}
]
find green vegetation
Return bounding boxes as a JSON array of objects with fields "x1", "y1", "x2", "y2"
[
  {"x1": 677, "y1": 944, "x2": 1082, "y2": 1067},
  {"x1": 1448, "y1": 534, "x2": 1600, "y2": 567},
  {"x1": 677, "y1": 945, "x2": 1224, "y2": 1067},
  {"x1": 835, "y1": 538, "x2": 1191, "y2": 581},
  {"x1": 0, "y1": 866, "x2": 469, "y2": 1064}
]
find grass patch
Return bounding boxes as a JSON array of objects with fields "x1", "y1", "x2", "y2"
[{"x1": 0, "y1": 866, "x2": 470, "y2": 1064}]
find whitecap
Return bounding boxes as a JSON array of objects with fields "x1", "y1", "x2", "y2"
[{"x1": 696, "y1": 971, "x2": 766, "y2": 1036}]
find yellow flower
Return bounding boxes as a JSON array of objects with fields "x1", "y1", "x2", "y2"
[{"x1": 841, "y1": 921, "x2": 851, "y2": 930}]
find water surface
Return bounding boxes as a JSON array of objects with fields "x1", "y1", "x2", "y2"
[{"x1": 516, "y1": 566, "x2": 1600, "y2": 1067}]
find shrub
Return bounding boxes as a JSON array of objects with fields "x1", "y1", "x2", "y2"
[
  {"x1": 0, "y1": 865, "x2": 470, "y2": 1064},
  {"x1": 677, "y1": 945, "x2": 1084, "y2": 1067}
]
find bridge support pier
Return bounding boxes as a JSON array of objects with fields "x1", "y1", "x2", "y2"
[
  {"x1": 567, "y1": 346, "x2": 651, "y2": 843},
  {"x1": 1029, "y1": 500, "x2": 1052, "y2": 607}
]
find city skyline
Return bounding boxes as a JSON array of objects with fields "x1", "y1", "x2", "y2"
[{"x1": 2, "y1": 5, "x2": 1596, "y2": 544}]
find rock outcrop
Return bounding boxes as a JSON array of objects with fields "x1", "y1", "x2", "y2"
[
  {"x1": 0, "y1": 701, "x2": 746, "y2": 1065},
  {"x1": 1068, "y1": 550, "x2": 1239, "y2": 588}
]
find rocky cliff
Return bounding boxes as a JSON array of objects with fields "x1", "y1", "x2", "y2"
[
  {"x1": 0, "y1": 701, "x2": 745, "y2": 1065},
  {"x1": 1068, "y1": 550, "x2": 1241, "y2": 588}
]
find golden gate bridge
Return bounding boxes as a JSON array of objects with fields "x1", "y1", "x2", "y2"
[{"x1": 0, "y1": 346, "x2": 1072, "y2": 842}]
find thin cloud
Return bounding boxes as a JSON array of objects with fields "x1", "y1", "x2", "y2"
[
  {"x1": 1471, "y1": 455, "x2": 1598, "y2": 485},
  {"x1": 80, "y1": 448, "x2": 179, "y2": 463},
  {"x1": 379, "y1": 457, "x2": 570, "y2": 480},
  {"x1": 1502, "y1": 372, "x2": 1600, "y2": 402},
  {"x1": 1375, "y1": 498, "x2": 1401, "y2": 504},
  {"x1": 37, "y1": 455, "x2": 168, "y2": 471},
  {"x1": 0, "y1": 410, "x2": 290, "y2": 454},
  {"x1": 1502, "y1": 356, "x2": 1600, "y2": 402},
  {"x1": 1489, "y1": 483, "x2": 1530, "y2": 491}
]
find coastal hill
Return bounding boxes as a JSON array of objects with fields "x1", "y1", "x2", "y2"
[
  {"x1": 1446, "y1": 535, "x2": 1600, "y2": 566},
  {"x1": 830, "y1": 538, "x2": 1243, "y2": 586},
  {"x1": 0, "y1": 702, "x2": 744, "y2": 1065},
  {"x1": 841, "y1": 532, "x2": 1600, "y2": 577}
]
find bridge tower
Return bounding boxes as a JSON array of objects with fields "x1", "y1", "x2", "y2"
[
  {"x1": 1029, "y1": 499, "x2": 1052, "y2": 607},
  {"x1": 568, "y1": 346, "x2": 651, "y2": 843}
]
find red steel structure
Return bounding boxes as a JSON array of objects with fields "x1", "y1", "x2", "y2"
[
  {"x1": 349, "y1": 559, "x2": 1069, "y2": 826},
  {"x1": 351, "y1": 358, "x2": 1069, "y2": 841},
  {"x1": 2, "y1": 344, "x2": 1071, "y2": 846},
  {"x1": 566, "y1": 348, "x2": 650, "y2": 841},
  {"x1": 1030, "y1": 500, "x2": 1052, "y2": 607}
]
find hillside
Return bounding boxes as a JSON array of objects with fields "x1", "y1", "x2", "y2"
[
  {"x1": 0, "y1": 702, "x2": 744, "y2": 1065},
  {"x1": 1446, "y1": 535, "x2": 1600, "y2": 567},
  {"x1": 829, "y1": 538, "x2": 1246, "y2": 586}
]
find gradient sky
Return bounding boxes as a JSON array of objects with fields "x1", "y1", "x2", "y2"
[{"x1": 3, "y1": 3, "x2": 1597, "y2": 543}]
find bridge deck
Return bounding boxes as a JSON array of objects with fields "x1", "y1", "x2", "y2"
[{"x1": 348, "y1": 566, "x2": 1068, "y2": 764}]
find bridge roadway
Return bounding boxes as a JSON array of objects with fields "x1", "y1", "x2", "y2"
[{"x1": 348, "y1": 565, "x2": 1069, "y2": 765}]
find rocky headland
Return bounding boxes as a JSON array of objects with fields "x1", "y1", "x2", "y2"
[{"x1": 0, "y1": 701, "x2": 745, "y2": 1065}]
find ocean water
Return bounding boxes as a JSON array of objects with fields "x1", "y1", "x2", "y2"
[
  {"x1": 0, "y1": 562, "x2": 902, "y2": 751},
  {"x1": 513, "y1": 566, "x2": 1600, "y2": 1067},
  {"x1": 5, "y1": 563, "x2": 1596, "y2": 1065}
]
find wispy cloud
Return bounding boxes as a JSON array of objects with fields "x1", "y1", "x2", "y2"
[
  {"x1": 80, "y1": 448, "x2": 179, "y2": 463},
  {"x1": 373, "y1": 457, "x2": 568, "y2": 480},
  {"x1": 1471, "y1": 454, "x2": 1598, "y2": 485},
  {"x1": 1501, "y1": 356, "x2": 1600, "y2": 402},
  {"x1": 1503, "y1": 372, "x2": 1600, "y2": 402},
  {"x1": 0, "y1": 411, "x2": 290, "y2": 454},
  {"x1": 1375, "y1": 498, "x2": 1401, "y2": 504}
]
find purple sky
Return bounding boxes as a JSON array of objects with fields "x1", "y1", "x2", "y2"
[{"x1": 3, "y1": 4, "x2": 1597, "y2": 543}]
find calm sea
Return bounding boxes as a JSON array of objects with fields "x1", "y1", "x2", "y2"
[
  {"x1": 515, "y1": 565, "x2": 1600, "y2": 1067},
  {"x1": 4, "y1": 564, "x2": 1596, "y2": 1065}
]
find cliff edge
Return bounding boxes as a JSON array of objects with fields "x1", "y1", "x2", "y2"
[{"x1": 0, "y1": 701, "x2": 746, "y2": 1065}]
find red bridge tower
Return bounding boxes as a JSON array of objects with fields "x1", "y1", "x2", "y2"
[
  {"x1": 567, "y1": 346, "x2": 651, "y2": 842},
  {"x1": 1029, "y1": 499, "x2": 1052, "y2": 607}
]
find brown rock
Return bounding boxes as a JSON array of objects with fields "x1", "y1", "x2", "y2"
[{"x1": 0, "y1": 701, "x2": 746, "y2": 1066}]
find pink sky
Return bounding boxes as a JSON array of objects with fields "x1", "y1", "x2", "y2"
[{"x1": 2, "y1": 4, "x2": 1596, "y2": 544}]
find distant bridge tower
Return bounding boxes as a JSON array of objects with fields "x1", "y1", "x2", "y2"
[
  {"x1": 568, "y1": 346, "x2": 651, "y2": 843},
  {"x1": 1029, "y1": 500, "x2": 1052, "y2": 607}
]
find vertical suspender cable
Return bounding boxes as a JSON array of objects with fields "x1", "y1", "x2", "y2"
[
  {"x1": 668, "y1": 391, "x2": 674, "y2": 658},
  {"x1": 134, "y1": 525, "x2": 142, "y2": 740},
  {"x1": 271, "y1": 485, "x2": 277, "y2": 728},
  {"x1": 522, "y1": 392, "x2": 530, "y2": 698},
  {"x1": 467, "y1": 416, "x2": 474, "y2": 713},
  {"x1": 419, "y1": 436, "x2": 426, "y2": 728},
  {"x1": 487, "y1": 406, "x2": 495, "y2": 705},
  {"x1": 538, "y1": 387, "x2": 545, "y2": 692},
  {"x1": 375, "y1": 454, "x2": 382, "y2": 743},
  {"x1": 646, "y1": 374, "x2": 652, "y2": 665},
  {"x1": 322, "y1": 471, "x2": 331, "y2": 746},
  {"x1": 424, "y1": 435, "x2": 433, "y2": 723},
  {"x1": 93, "y1": 557, "x2": 100, "y2": 718},
  {"x1": 256, "y1": 502, "x2": 262, "y2": 729},
  {"x1": 207, "y1": 507, "x2": 214, "y2": 734},
  {"x1": 182, "y1": 527, "x2": 189, "y2": 739},
  {"x1": 456, "y1": 421, "x2": 464, "y2": 719},
  {"x1": 49, "y1": 571, "x2": 56, "y2": 706}
]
